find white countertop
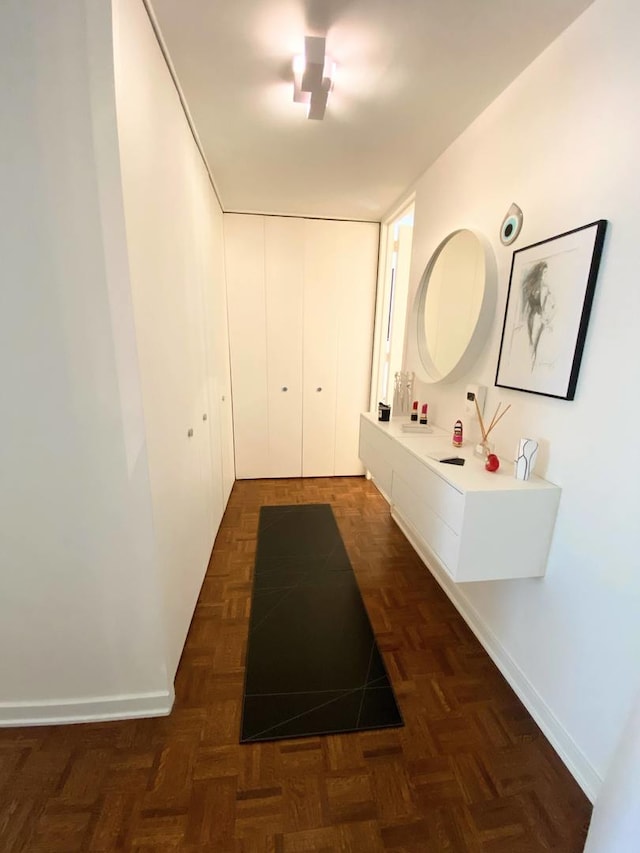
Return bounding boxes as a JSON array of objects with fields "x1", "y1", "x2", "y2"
[{"x1": 362, "y1": 412, "x2": 558, "y2": 494}]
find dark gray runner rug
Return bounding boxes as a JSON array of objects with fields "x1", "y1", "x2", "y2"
[{"x1": 240, "y1": 504, "x2": 403, "y2": 743}]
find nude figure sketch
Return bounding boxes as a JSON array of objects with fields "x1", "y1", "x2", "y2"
[{"x1": 520, "y1": 261, "x2": 556, "y2": 369}]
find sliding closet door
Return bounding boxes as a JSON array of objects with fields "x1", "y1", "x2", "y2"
[
  {"x1": 182, "y1": 155, "x2": 216, "y2": 560},
  {"x1": 224, "y1": 214, "x2": 269, "y2": 478},
  {"x1": 191, "y1": 165, "x2": 225, "y2": 535},
  {"x1": 302, "y1": 219, "x2": 340, "y2": 476},
  {"x1": 264, "y1": 216, "x2": 303, "y2": 477},
  {"x1": 210, "y1": 201, "x2": 235, "y2": 504},
  {"x1": 334, "y1": 221, "x2": 379, "y2": 474},
  {"x1": 117, "y1": 81, "x2": 216, "y2": 676},
  {"x1": 226, "y1": 214, "x2": 379, "y2": 479},
  {"x1": 302, "y1": 219, "x2": 379, "y2": 477}
]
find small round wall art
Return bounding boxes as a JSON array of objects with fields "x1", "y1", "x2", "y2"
[{"x1": 500, "y1": 203, "x2": 523, "y2": 246}]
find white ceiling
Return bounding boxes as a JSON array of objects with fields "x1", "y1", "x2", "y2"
[{"x1": 147, "y1": 0, "x2": 594, "y2": 221}]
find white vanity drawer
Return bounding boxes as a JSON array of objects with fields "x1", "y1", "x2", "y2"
[
  {"x1": 392, "y1": 443, "x2": 464, "y2": 533},
  {"x1": 359, "y1": 415, "x2": 394, "y2": 457},
  {"x1": 359, "y1": 416, "x2": 395, "y2": 497},
  {"x1": 391, "y1": 471, "x2": 460, "y2": 575},
  {"x1": 358, "y1": 436, "x2": 393, "y2": 498}
]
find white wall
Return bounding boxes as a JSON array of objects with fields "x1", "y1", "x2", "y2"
[
  {"x1": 0, "y1": 0, "x2": 171, "y2": 722},
  {"x1": 113, "y1": 0, "x2": 235, "y2": 678},
  {"x1": 401, "y1": 0, "x2": 640, "y2": 798},
  {"x1": 584, "y1": 687, "x2": 640, "y2": 851}
]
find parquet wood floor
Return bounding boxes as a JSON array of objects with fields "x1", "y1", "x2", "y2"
[{"x1": 0, "y1": 477, "x2": 591, "y2": 852}]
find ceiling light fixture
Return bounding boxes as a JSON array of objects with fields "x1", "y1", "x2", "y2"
[{"x1": 292, "y1": 36, "x2": 335, "y2": 120}]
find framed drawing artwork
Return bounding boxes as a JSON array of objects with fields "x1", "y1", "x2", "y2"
[{"x1": 495, "y1": 220, "x2": 607, "y2": 400}]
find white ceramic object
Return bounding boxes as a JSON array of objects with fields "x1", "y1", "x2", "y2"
[{"x1": 515, "y1": 438, "x2": 539, "y2": 481}]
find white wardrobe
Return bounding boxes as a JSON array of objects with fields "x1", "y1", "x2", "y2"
[
  {"x1": 225, "y1": 214, "x2": 379, "y2": 479},
  {"x1": 114, "y1": 0, "x2": 235, "y2": 679}
]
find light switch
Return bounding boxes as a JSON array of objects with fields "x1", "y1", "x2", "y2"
[{"x1": 465, "y1": 384, "x2": 486, "y2": 417}]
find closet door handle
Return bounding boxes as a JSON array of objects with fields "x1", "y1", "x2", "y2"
[
  {"x1": 316, "y1": 386, "x2": 323, "y2": 392},
  {"x1": 282, "y1": 386, "x2": 288, "y2": 392},
  {"x1": 187, "y1": 428, "x2": 194, "y2": 438},
  {"x1": 202, "y1": 413, "x2": 208, "y2": 421}
]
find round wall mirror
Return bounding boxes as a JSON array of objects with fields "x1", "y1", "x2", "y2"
[{"x1": 412, "y1": 229, "x2": 496, "y2": 383}]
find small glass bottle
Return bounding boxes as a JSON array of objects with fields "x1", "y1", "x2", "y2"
[{"x1": 474, "y1": 438, "x2": 494, "y2": 459}]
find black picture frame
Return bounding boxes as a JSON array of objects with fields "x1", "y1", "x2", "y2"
[{"x1": 495, "y1": 219, "x2": 607, "y2": 400}]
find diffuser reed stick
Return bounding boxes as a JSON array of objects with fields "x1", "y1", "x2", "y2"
[
  {"x1": 488, "y1": 404, "x2": 511, "y2": 435},
  {"x1": 475, "y1": 400, "x2": 511, "y2": 442},
  {"x1": 474, "y1": 396, "x2": 487, "y2": 441},
  {"x1": 486, "y1": 404, "x2": 501, "y2": 435}
]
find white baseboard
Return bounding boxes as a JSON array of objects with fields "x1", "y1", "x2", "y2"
[
  {"x1": 0, "y1": 686, "x2": 175, "y2": 727},
  {"x1": 392, "y1": 508, "x2": 602, "y2": 803}
]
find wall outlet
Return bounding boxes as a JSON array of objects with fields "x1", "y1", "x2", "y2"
[{"x1": 465, "y1": 384, "x2": 487, "y2": 417}]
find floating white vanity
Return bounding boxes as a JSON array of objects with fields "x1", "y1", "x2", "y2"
[{"x1": 359, "y1": 413, "x2": 560, "y2": 582}]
